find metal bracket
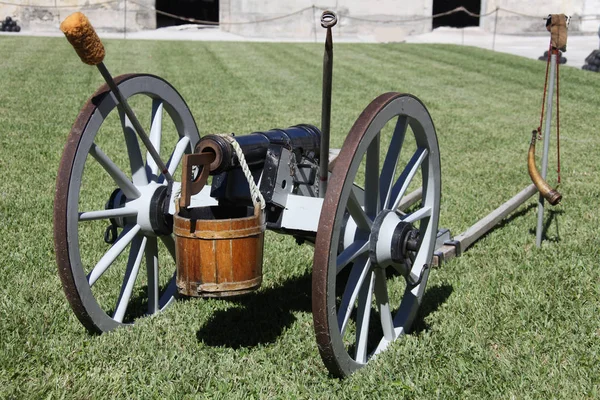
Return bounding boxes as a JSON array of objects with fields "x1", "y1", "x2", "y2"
[{"x1": 443, "y1": 239, "x2": 462, "y2": 257}]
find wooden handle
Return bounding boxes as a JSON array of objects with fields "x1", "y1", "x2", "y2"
[{"x1": 60, "y1": 12, "x2": 105, "y2": 65}]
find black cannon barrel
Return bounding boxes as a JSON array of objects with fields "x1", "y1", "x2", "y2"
[{"x1": 196, "y1": 124, "x2": 321, "y2": 175}]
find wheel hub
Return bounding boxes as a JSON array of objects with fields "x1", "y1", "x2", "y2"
[
  {"x1": 148, "y1": 185, "x2": 173, "y2": 235},
  {"x1": 107, "y1": 183, "x2": 174, "y2": 236},
  {"x1": 369, "y1": 210, "x2": 420, "y2": 273}
]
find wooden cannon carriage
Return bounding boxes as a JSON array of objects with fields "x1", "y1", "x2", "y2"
[{"x1": 54, "y1": 11, "x2": 562, "y2": 377}]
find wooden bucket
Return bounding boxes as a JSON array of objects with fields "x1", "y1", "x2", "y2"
[{"x1": 174, "y1": 204, "x2": 265, "y2": 297}]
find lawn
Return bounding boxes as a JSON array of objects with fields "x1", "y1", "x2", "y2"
[{"x1": 0, "y1": 35, "x2": 599, "y2": 398}]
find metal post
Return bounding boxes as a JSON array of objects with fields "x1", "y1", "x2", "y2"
[
  {"x1": 535, "y1": 52, "x2": 556, "y2": 247},
  {"x1": 55, "y1": 0, "x2": 60, "y2": 28},
  {"x1": 492, "y1": 7, "x2": 499, "y2": 51},
  {"x1": 124, "y1": 0, "x2": 127, "y2": 39},
  {"x1": 319, "y1": 11, "x2": 337, "y2": 197}
]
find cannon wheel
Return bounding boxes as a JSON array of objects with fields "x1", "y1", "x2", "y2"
[
  {"x1": 312, "y1": 93, "x2": 441, "y2": 377},
  {"x1": 54, "y1": 74, "x2": 200, "y2": 333}
]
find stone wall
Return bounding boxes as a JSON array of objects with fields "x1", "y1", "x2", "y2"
[
  {"x1": 221, "y1": 0, "x2": 598, "y2": 40},
  {"x1": 2, "y1": 0, "x2": 597, "y2": 36},
  {"x1": 480, "y1": 0, "x2": 600, "y2": 33},
  {"x1": 0, "y1": 0, "x2": 156, "y2": 32},
  {"x1": 220, "y1": 0, "x2": 433, "y2": 42}
]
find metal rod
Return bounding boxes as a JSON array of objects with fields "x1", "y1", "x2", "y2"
[
  {"x1": 96, "y1": 62, "x2": 173, "y2": 184},
  {"x1": 536, "y1": 52, "x2": 557, "y2": 247},
  {"x1": 319, "y1": 11, "x2": 337, "y2": 198},
  {"x1": 492, "y1": 7, "x2": 499, "y2": 51},
  {"x1": 124, "y1": 0, "x2": 127, "y2": 39}
]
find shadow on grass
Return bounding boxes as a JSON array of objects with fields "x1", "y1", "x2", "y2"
[
  {"x1": 528, "y1": 208, "x2": 563, "y2": 243},
  {"x1": 411, "y1": 283, "x2": 453, "y2": 334},
  {"x1": 196, "y1": 272, "x2": 312, "y2": 348},
  {"x1": 468, "y1": 202, "x2": 537, "y2": 250},
  {"x1": 196, "y1": 272, "x2": 454, "y2": 348}
]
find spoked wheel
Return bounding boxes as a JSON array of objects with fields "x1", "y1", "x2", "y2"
[
  {"x1": 54, "y1": 74, "x2": 200, "y2": 333},
  {"x1": 312, "y1": 93, "x2": 441, "y2": 377}
]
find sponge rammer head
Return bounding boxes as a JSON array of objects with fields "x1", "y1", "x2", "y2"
[{"x1": 60, "y1": 12, "x2": 105, "y2": 65}]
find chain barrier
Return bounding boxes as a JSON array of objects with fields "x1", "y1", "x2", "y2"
[
  {"x1": 0, "y1": 0, "x2": 119, "y2": 8},
  {"x1": 2, "y1": 1, "x2": 599, "y2": 26}
]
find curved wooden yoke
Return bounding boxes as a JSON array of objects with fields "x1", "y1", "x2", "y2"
[
  {"x1": 60, "y1": 12, "x2": 105, "y2": 65},
  {"x1": 528, "y1": 130, "x2": 562, "y2": 205}
]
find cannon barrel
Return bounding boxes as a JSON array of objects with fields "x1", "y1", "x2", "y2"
[{"x1": 196, "y1": 124, "x2": 321, "y2": 175}]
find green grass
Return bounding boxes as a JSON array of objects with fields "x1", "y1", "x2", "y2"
[{"x1": 1, "y1": 36, "x2": 599, "y2": 398}]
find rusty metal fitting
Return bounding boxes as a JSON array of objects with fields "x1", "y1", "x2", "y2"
[{"x1": 321, "y1": 10, "x2": 337, "y2": 29}]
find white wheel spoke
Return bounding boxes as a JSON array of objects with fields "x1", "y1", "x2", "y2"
[
  {"x1": 118, "y1": 109, "x2": 148, "y2": 186},
  {"x1": 113, "y1": 236, "x2": 147, "y2": 323},
  {"x1": 390, "y1": 148, "x2": 428, "y2": 211},
  {"x1": 337, "y1": 257, "x2": 371, "y2": 335},
  {"x1": 167, "y1": 136, "x2": 191, "y2": 177},
  {"x1": 160, "y1": 234, "x2": 176, "y2": 258},
  {"x1": 348, "y1": 189, "x2": 372, "y2": 231},
  {"x1": 403, "y1": 206, "x2": 431, "y2": 224},
  {"x1": 87, "y1": 224, "x2": 141, "y2": 287},
  {"x1": 146, "y1": 236, "x2": 159, "y2": 314},
  {"x1": 336, "y1": 240, "x2": 369, "y2": 274},
  {"x1": 364, "y1": 133, "x2": 380, "y2": 218},
  {"x1": 78, "y1": 207, "x2": 137, "y2": 222},
  {"x1": 374, "y1": 268, "x2": 395, "y2": 341},
  {"x1": 393, "y1": 285, "x2": 420, "y2": 329},
  {"x1": 158, "y1": 279, "x2": 177, "y2": 309},
  {"x1": 373, "y1": 334, "x2": 394, "y2": 356},
  {"x1": 157, "y1": 235, "x2": 177, "y2": 309},
  {"x1": 355, "y1": 271, "x2": 375, "y2": 364},
  {"x1": 380, "y1": 116, "x2": 408, "y2": 209},
  {"x1": 90, "y1": 143, "x2": 140, "y2": 199},
  {"x1": 147, "y1": 100, "x2": 163, "y2": 181}
]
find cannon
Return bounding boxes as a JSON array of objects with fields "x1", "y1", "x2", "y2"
[{"x1": 54, "y1": 12, "x2": 557, "y2": 377}]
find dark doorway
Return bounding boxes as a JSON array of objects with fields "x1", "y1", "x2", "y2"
[
  {"x1": 156, "y1": 0, "x2": 219, "y2": 28},
  {"x1": 432, "y1": 0, "x2": 480, "y2": 28}
]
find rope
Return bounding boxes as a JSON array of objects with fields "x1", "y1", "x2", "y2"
[
  {"x1": 555, "y1": 50, "x2": 562, "y2": 184},
  {"x1": 535, "y1": 39, "x2": 562, "y2": 186},
  {"x1": 498, "y1": 8, "x2": 545, "y2": 19},
  {"x1": 343, "y1": 6, "x2": 497, "y2": 23},
  {"x1": 128, "y1": 0, "x2": 312, "y2": 26},
  {"x1": 218, "y1": 134, "x2": 265, "y2": 210}
]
